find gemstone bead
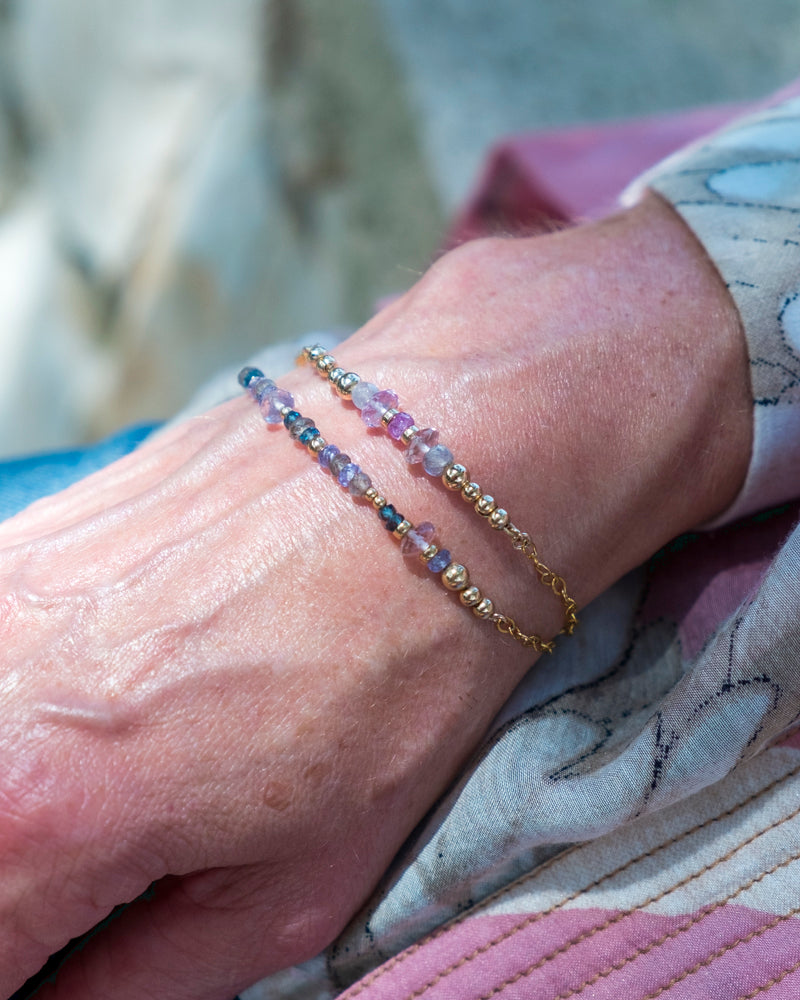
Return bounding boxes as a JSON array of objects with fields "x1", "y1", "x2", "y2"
[
  {"x1": 387, "y1": 412, "x2": 415, "y2": 440},
  {"x1": 329, "y1": 452, "x2": 351, "y2": 477},
  {"x1": 283, "y1": 409, "x2": 301, "y2": 428},
  {"x1": 405, "y1": 427, "x2": 439, "y2": 464},
  {"x1": 289, "y1": 416, "x2": 314, "y2": 438},
  {"x1": 260, "y1": 387, "x2": 294, "y2": 423},
  {"x1": 378, "y1": 504, "x2": 403, "y2": 531},
  {"x1": 337, "y1": 462, "x2": 358, "y2": 487},
  {"x1": 351, "y1": 381, "x2": 379, "y2": 409},
  {"x1": 361, "y1": 389, "x2": 399, "y2": 427},
  {"x1": 348, "y1": 471, "x2": 372, "y2": 496},
  {"x1": 423, "y1": 445, "x2": 454, "y2": 477},
  {"x1": 251, "y1": 376, "x2": 278, "y2": 402},
  {"x1": 400, "y1": 521, "x2": 435, "y2": 558},
  {"x1": 238, "y1": 366, "x2": 264, "y2": 388},
  {"x1": 319, "y1": 444, "x2": 340, "y2": 469},
  {"x1": 298, "y1": 427, "x2": 318, "y2": 445},
  {"x1": 427, "y1": 549, "x2": 451, "y2": 573}
]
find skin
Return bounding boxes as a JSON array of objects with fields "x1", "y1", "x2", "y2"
[{"x1": 0, "y1": 193, "x2": 751, "y2": 999}]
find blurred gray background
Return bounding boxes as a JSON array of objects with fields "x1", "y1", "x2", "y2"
[{"x1": 0, "y1": 0, "x2": 798, "y2": 456}]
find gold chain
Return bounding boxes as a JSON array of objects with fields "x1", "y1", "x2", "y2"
[{"x1": 489, "y1": 525, "x2": 578, "y2": 652}]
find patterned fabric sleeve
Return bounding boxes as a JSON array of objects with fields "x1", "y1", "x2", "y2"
[{"x1": 623, "y1": 94, "x2": 800, "y2": 526}]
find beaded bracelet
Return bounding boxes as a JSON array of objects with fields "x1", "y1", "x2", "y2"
[
  {"x1": 296, "y1": 345, "x2": 578, "y2": 648},
  {"x1": 237, "y1": 366, "x2": 510, "y2": 630}
]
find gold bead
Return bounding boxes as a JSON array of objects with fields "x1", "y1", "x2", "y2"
[
  {"x1": 316, "y1": 354, "x2": 336, "y2": 373},
  {"x1": 393, "y1": 519, "x2": 412, "y2": 539},
  {"x1": 364, "y1": 486, "x2": 378, "y2": 502},
  {"x1": 380, "y1": 408, "x2": 399, "y2": 427},
  {"x1": 460, "y1": 585, "x2": 482, "y2": 607},
  {"x1": 401, "y1": 424, "x2": 420, "y2": 444},
  {"x1": 372, "y1": 495, "x2": 387, "y2": 510},
  {"x1": 442, "y1": 562, "x2": 469, "y2": 591},
  {"x1": 461, "y1": 482, "x2": 481, "y2": 502},
  {"x1": 443, "y1": 463, "x2": 469, "y2": 491},
  {"x1": 337, "y1": 372, "x2": 360, "y2": 397},
  {"x1": 421, "y1": 543, "x2": 438, "y2": 562},
  {"x1": 489, "y1": 507, "x2": 509, "y2": 530},
  {"x1": 309, "y1": 435, "x2": 327, "y2": 453},
  {"x1": 475, "y1": 494, "x2": 497, "y2": 517},
  {"x1": 472, "y1": 597, "x2": 495, "y2": 619},
  {"x1": 278, "y1": 404, "x2": 293, "y2": 417},
  {"x1": 328, "y1": 366, "x2": 346, "y2": 386},
  {"x1": 306, "y1": 344, "x2": 326, "y2": 362}
]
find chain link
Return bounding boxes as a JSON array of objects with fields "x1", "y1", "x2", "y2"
[{"x1": 490, "y1": 523, "x2": 578, "y2": 651}]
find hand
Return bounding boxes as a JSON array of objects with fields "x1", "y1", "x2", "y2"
[{"x1": 0, "y1": 193, "x2": 751, "y2": 999}]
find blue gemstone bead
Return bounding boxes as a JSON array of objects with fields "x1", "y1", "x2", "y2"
[
  {"x1": 319, "y1": 444, "x2": 340, "y2": 469},
  {"x1": 283, "y1": 410, "x2": 301, "y2": 428},
  {"x1": 338, "y1": 462, "x2": 358, "y2": 487},
  {"x1": 385, "y1": 509, "x2": 403, "y2": 531},
  {"x1": 329, "y1": 453, "x2": 350, "y2": 477},
  {"x1": 378, "y1": 504, "x2": 403, "y2": 531},
  {"x1": 238, "y1": 366, "x2": 264, "y2": 388},
  {"x1": 427, "y1": 549, "x2": 451, "y2": 573},
  {"x1": 299, "y1": 427, "x2": 318, "y2": 444}
]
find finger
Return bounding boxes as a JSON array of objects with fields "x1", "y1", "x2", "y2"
[{"x1": 40, "y1": 866, "x2": 337, "y2": 1000}]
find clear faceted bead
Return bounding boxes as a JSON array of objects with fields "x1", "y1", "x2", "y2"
[
  {"x1": 351, "y1": 381, "x2": 379, "y2": 409},
  {"x1": 361, "y1": 389, "x2": 398, "y2": 427},
  {"x1": 260, "y1": 387, "x2": 293, "y2": 424},
  {"x1": 405, "y1": 427, "x2": 439, "y2": 464},
  {"x1": 400, "y1": 521, "x2": 435, "y2": 558},
  {"x1": 423, "y1": 444, "x2": 454, "y2": 476}
]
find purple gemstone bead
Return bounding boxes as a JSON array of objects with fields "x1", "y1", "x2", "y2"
[
  {"x1": 348, "y1": 470, "x2": 372, "y2": 496},
  {"x1": 400, "y1": 521, "x2": 435, "y2": 558},
  {"x1": 427, "y1": 549, "x2": 451, "y2": 573},
  {"x1": 387, "y1": 411, "x2": 415, "y2": 440},
  {"x1": 350, "y1": 381, "x2": 379, "y2": 410},
  {"x1": 259, "y1": 387, "x2": 294, "y2": 424},
  {"x1": 423, "y1": 444, "x2": 454, "y2": 476},
  {"x1": 329, "y1": 452, "x2": 351, "y2": 477},
  {"x1": 361, "y1": 389, "x2": 399, "y2": 428},
  {"x1": 319, "y1": 444, "x2": 340, "y2": 468},
  {"x1": 289, "y1": 416, "x2": 314, "y2": 439},
  {"x1": 250, "y1": 376, "x2": 277, "y2": 402},
  {"x1": 405, "y1": 427, "x2": 439, "y2": 464},
  {"x1": 337, "y1": 462, "x2": 358, "y2": 487}
]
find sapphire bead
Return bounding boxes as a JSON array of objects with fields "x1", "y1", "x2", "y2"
[
  {"x1": 238, "y1": 366, "x2": 264, "y2": 388},
  {"x1": 379, "y1": 504, "x2": 403, "y2": 531},
  {"x1": 299, "y1": 427, "x2": 318, "y2": 444},
  {"x1": 283, "y1": 410, "x2": 301, "y2": 428}
]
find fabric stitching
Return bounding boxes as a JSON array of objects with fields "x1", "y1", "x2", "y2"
[
  {"x1": 339, "y1": 761, "x2": 800, "y2": 998},
  {"x1": 736, "y1": 955, "x2": 800, "y2": 999},
  {"x1": 395, "y1": 788, "x2": 800, "y2": 1000},
  {"x1": 551, "y1": 848, "x2": 800, "y2": 1000},
  {"x1": 638, "y1": 905, "x2": 800, "y2": 1000}
]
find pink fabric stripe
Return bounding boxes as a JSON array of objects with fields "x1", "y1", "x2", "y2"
[{"x1": 343, "y1": 906, "x2": 800, "y2": 1000}]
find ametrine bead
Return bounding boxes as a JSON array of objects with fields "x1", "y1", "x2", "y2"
[
  {"x1": 387, "y1": 412, "x2": 415, "y2": 440},
  {"x1": 251, "y1": 376, "x2": 277, "y2": 402},
  {"x1": 260, "y1": 387, "x2": 293, "y2": 423},
  {"x1": 400, "y1": 521, "x2": 435, "y2": 558},
  {"x1": 289, "y1": 416, "x2": 314, "y2": 438},
  {"x1": 361, "y1": 389, "x2": 399, "y2": 427},
  {"x1": 348, "y1": 471, "x2": 372, "y2": 496},
  {"x1": 405, "y1": 427, "x2": 439, "y2": 464},
  {"x1": 319, "y1": 444, "x2": 340, "y2": 469},
  {"x1": 423, "y1": 444, "x2": 454, "y2": 476},
  {"x1": 338, "y1": 462, "x2": 358, "y2": 487},
  {"x1": 329, "y1": 452, "x2": 351, "y2": 477},
  {"x1": 238, "y1": 366, "x2": 264, "y2": 388},
  {"x1": 427, "y1": 549, "x2": 451, "y2": 573},
  {"x1": 351, "y1": 381, "x2": 379, "y2": 410}
]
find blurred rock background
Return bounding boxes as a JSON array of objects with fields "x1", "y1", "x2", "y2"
[{"x1": 0, "y1": 0, "x2": 798, "y2": 457}]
